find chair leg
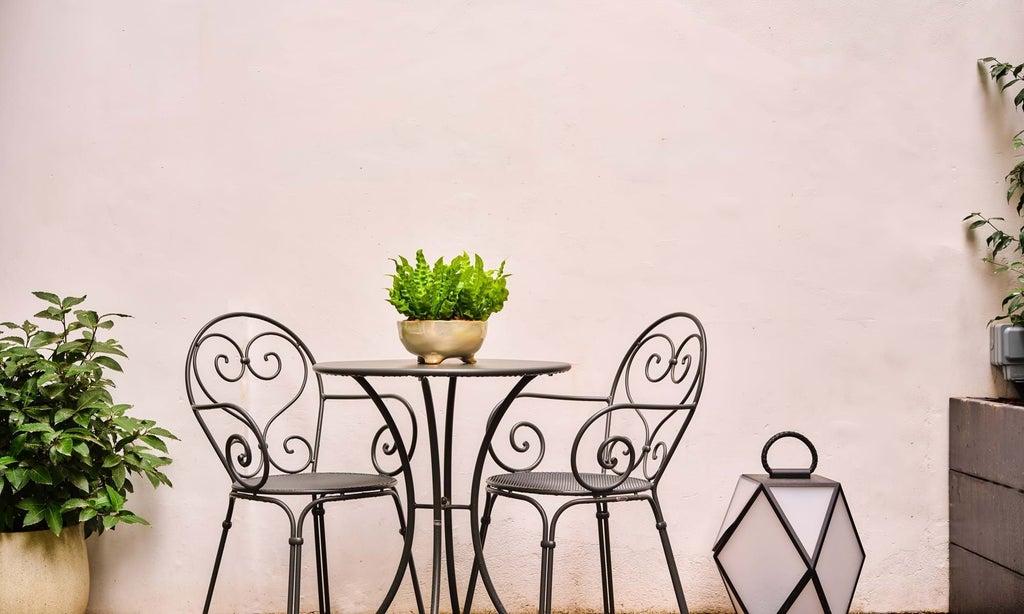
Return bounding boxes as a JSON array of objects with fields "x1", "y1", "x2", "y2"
[
  {"x1": 647, "y1": 495, "x2": 688, "y2": 614},
  {"x1": 312, "y1": 498, "x2": 331, "y2": 614},
  {"x1": 203, "y1": 497, "x2": 236, "y2": 614},
  {"x1": 596, "y1": 501, "x2": 615, "y2": 614},
  {"x1": 287, "y1": 531, "x2": 305, "y2": 614},
  {"x1": 540, "y1": 525, "x2": 557, "y2": 614},
  {"x1": 464, "y1": 491, "x2": 498, "y2": 614}
]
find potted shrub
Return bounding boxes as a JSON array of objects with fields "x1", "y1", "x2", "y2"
[
  {"x1": 387, "y1": 250, "x2": 509, "y2": 364},
  {"x1": 0, "y1": 291, "x2": 176, "y2": 614},
  {"x1": 965, "y1": 57, "x2": 1024, "y2": 383}
]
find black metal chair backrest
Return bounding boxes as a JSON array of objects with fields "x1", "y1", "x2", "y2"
[
  {"x1": 606, "y1": 312, "x2": 706, "y2": 408},
  {"x1": 185, "y1": 312, "x2": 329, "y2": 490},
  {"x1": 570, "y1": 312, "x2": 707, "y2": 491}
]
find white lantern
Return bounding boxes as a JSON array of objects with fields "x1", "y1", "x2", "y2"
[{"x1": 712, "y1": 432, "x2": 865, "y2": 614}]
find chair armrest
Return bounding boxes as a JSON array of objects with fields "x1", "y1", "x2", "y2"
[
  {"x1": 192, "y1": 402, "x2": 270, "y2": 491},
  {"x1": 483, "y1": 392, "x2": 609, "y2": 473},
  {"x1": 515, "y1": 392, "x2": 610, "y2": 403},
  {"x1": 600, "y1": 402, "x2": 697, "y2": 412},
  {"x1": 569, "y1": 401, "x2": 697, "y2": 493},
  {"x1": 321, "y1": 393, "x2": 418, "y2": 476}
]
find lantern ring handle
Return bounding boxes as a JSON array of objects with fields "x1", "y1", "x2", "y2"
[{"x1": 761, "y1": 431, "x2": 817, "y2": 478}]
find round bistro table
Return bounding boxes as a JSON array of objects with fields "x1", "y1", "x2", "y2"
[{"x1": 312, "y1": 359, "x2": 571, "y2": 614}]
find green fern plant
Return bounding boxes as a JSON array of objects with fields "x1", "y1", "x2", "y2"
[
  {"x1": 965, "y1": 57, "x2": 1024, "y2": 325},
  {"x1": 387, "y1": 250, "x2": 509, "y2": 320}
]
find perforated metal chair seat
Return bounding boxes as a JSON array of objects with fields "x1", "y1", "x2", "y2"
[
  {"x1": 232, "y1": 471, "x2": 397, "y2": 495},
  {"x1": 487, "y1": 471, "x2": 653, "y2": 496}
]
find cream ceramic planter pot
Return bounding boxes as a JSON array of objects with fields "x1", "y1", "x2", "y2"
[
  {"x1": 398, "y1": 319, "x2": 487, "y2": 365},
  {"x1": 0, "y1": 523, "x2": 89, "y2": 614}
]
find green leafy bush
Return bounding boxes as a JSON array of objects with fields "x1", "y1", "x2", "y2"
[
  {"x1": 387, "y1": 250, "x2": 510, "y2": 320},
  {"x1": 0, "y1": 292, "x2": 176, "y2": 536},
  {"x1": 965, "y1": 58, "x2": 1024, "y2": 325}
]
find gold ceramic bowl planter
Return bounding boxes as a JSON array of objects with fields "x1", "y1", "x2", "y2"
[
  {"x1": 398, "y1": 319, "x2": 487, "y2": 365},
  {"x1": 0, "y1": 524, "x2": 90, "y2": 614}
]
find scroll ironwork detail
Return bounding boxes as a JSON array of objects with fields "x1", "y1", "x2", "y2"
[{"x1": 484, "y1": 313, "x2": 706, "y2": 494}]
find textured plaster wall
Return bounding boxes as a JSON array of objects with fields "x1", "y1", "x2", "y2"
[{"x1": 2, "y1": 1, "x2": 1024, "y2": 612}]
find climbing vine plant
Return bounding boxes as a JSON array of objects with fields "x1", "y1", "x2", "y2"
[{"x1": 965, "y1": 58, "x2": 1024, "y2": 325}]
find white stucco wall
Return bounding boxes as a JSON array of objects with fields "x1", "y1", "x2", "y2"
[{"x1": 3, "y1": 1, "x2": 1024, "y2": 612}]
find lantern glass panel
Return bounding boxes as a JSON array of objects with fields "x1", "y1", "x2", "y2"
[
  {"x1": 717, "y1": 491, "x2": 806, "y2": 614},
  {"x1": 717, "y1": 475, "x2": 759, "y2": 543},
  {"x1": 816, "y1": 492, "x2": 863, "y2": 614},
  {"x1": 768, "y1": 485, "x2": 836, "y2": 558},
  {"x1": 788, "y1": 580, "x2": 825, "y2": 614}
]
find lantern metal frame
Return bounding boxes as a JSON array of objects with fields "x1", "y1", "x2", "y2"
[{"x1": 712, "y1": 432, "x2": 865, "y2": 614}]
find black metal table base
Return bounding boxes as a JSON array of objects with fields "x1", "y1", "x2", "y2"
[{"x1": 314, "y1": 359, "x2": 571, "y2": 614}]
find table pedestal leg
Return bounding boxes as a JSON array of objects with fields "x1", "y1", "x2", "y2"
[
  {"x1": 366, "y1": 372, "x2": 541, "y2": 614},
  {"x1": 419, "y1": 376, "x2": 464, "y2": 614},
  {"x1": 468, "y1": 375, "x2": 538, "y2": 614},
  {"x1": 420, "y1": 378, "x2": 445, "y2": 614},
  {"x1": 443, "y1": 378, "x2": 461, "y2": 614},
  {"x1": 350, "y1": 377, "x2": 419, "y2": 614}
]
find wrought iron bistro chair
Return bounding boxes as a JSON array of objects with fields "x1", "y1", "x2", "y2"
[
  {"x1": 467, "y1": 313, "x2": 707, "y2": 614},
  {"x1": 185, "y1": 313, "x2": 424, "y2": 614}
]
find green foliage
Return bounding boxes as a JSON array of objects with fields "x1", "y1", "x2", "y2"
[
  {"x1": 966, "y1": 58, "x2": 1024, "y2": 326},
  {"x1": 0, "y1": 292, "x2": 176, "y2": 537},
  {"x1": 387, "y1": 250, "x2": 510, "y2": 321}
]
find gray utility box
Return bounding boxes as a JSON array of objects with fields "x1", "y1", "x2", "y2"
[
  {"x1": 950, "y1": 397, "x2": 1024, "y2": 612},
  {"x1": 991, "y1": 324, "x2": 1024, "y2": 381}
]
